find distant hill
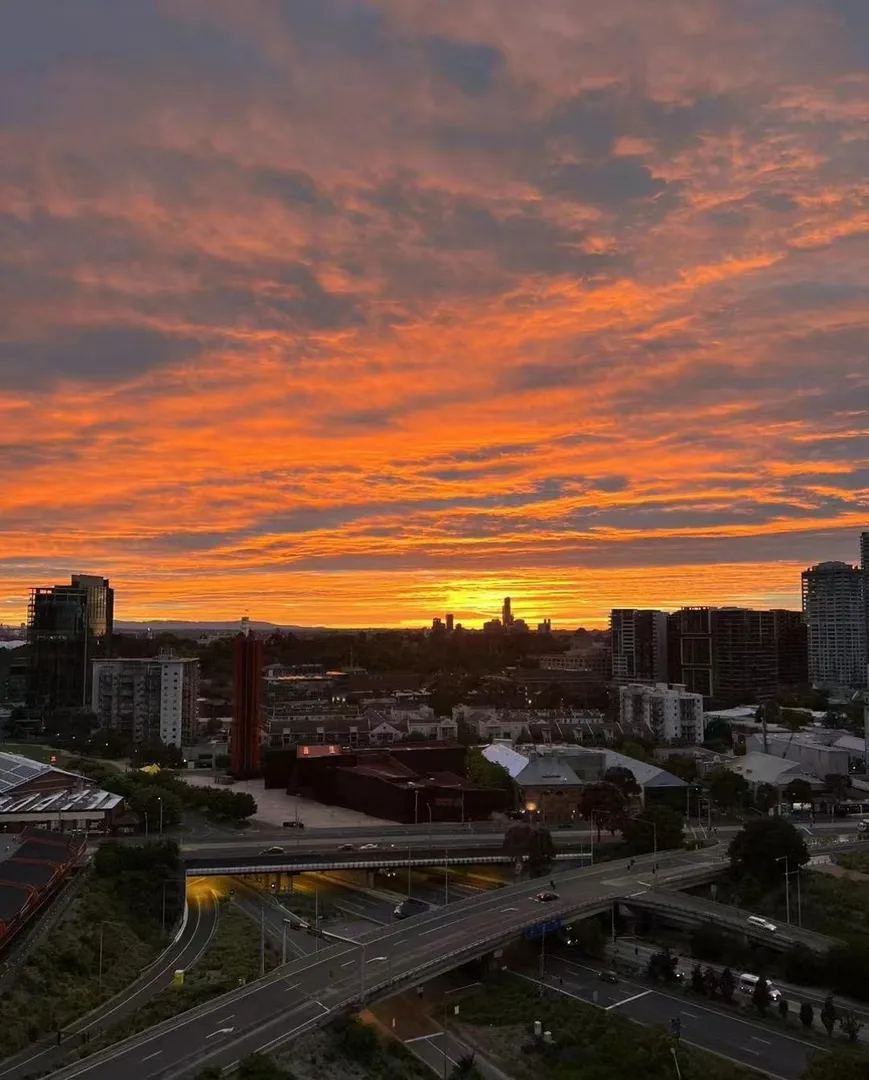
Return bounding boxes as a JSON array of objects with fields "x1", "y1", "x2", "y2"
[{"x1": 114, "y1": 620, "x2": 328, "y2": 633}]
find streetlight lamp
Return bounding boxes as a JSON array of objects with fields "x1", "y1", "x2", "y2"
[
  {"x1": 97, "y1": 920, "x2": 125, "y2": 990},
  {"x1": 777, "y1": 856, "x2": 791, "y2": 924},
  {"x1": 281, "y1": 918, "x2": 293, "y2": 965}
]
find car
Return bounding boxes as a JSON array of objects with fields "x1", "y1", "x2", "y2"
[
  {"x1": 597, "y1": 970, "x2": 619, "y2": 984},
  {"x1": 746, "y1": 915, "x2": 777, "y2": 932},
  {"x1": 533, "y1": 891, "x2": 559, "y2": 903},
  {"x1": 857, "y1": 819, "x2": 869, "y2": 834},
  {"x1": 282, "y1": 820, "x2": 305, "y2": 829},
  {"x1": 338, "y1": 843, "x2": 355, "y2": 851},
  {"x1": 261, "y1": 845, "x2": 285, "y2": 855},
  {"x1": 359, "y1": 843, "x2": 379, "y2": 851}
]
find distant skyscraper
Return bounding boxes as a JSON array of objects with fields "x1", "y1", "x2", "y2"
[
  {"x1": 610, "y1": 609, "x2": 669, "y2": 684},
  {"x1": 502, "y1": 597, "x2": 513, "y2": 628},
  {"x1": 27, "y1": 574, "x2": 113, "y2": 713},
  {"x1": 802, "y1": 562, "x2": 866, "y2": 689},
  {"x1": 231, "y1": 628, "x2": 264, "y2": 778},
  {"x1": 445, "y1": 613, "x2": 454, "y2": 633}
]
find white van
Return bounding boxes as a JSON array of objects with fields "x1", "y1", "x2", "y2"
[
  {"x1": 738, "y1": 973, "x2": 781, "y2": 1002},
  {"x1": 746, "y1": 915, "x2": 777, "y2": 932}
]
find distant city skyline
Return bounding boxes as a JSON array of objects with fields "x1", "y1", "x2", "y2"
[{"x1": 1, "y1": 4, "x2": 868, "y2": 631}]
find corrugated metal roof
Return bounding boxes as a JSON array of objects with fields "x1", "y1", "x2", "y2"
[{"x1": 0, "y1": 753, "x2": 51, "y2": 794}]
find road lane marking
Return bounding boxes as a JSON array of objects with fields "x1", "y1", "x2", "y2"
[
  {"x1": 681, "y1": 1011, "x2": 700, "y2": 1019},
  {"x1": 215, "y1": 1014, "x2": 235, "y2": 1024},
  {"x1": 750, "y1": 1036, "x2": 771, "y2": 1045},
  {"x1": 605, "y1": 989, "x2": 652, "y2": 1010},
  {"x1": 283, "y1": 982, "x2": 300, "y2": 992},
  {"x1": 341, "y1": 960, "x2": 355, "y2": 967},
  {"x1": 205, "y1": 1026, "x2": 235, "y2": 1039},
  {"x1": 419, "y1": 924, "x2": 445, "y2": 936},
  {"x1": 501, "y1": 907, "x2": 518, "y2": 912},
  {"x1": 141, "y1": 1051, "x2": 162, "y2": 1062}
]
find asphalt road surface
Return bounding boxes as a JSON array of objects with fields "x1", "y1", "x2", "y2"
[
  {"x1": 537, "y1": 956, "x2": 821, "y2": 1080},
  {"x1": 610, "y1": 939, "x2": 869, "y2": 1032},
  {"x1": 0, "y1": 894, "x2": 218, "y2": 1080},
  {"x1": 406, "y1": 1031, "x2": 504, "y2": 1080},
  {"x1": 44, "y1": 848, "x2": 734, "y2": 1080}
]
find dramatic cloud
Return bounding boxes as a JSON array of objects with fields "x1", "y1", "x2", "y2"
[{"x1": 0, "y1": 0, "x2": 867, "y2": 627}]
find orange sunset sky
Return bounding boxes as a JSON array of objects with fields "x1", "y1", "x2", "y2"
[{"x1": 1, "y1": 1, "x2": 867, "y2": 629}]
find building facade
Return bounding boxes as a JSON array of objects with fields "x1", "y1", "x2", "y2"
[
  {"x1": 802, "y1": 561, "x2": 866, "y2": 689},
  {"x1": 610, "y1": 609, "x2": 669, "y2": 684},
  {"x1": 618, "y1": 683, "x2": 705, "y2": 744},
  {"x1": 91, "y1": 656, "x2": 199, "y2": 747},
  {"x1": 673, "y1": 606, "x2": 796, "y2": 700},
  {"x1": 27, "y1": 575, "x2": 114, "y2": 714},
  {"x1": 231, "y1": 631, "x2": 264, "y2": 777}
]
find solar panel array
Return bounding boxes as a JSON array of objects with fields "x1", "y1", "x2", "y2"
[{"x1": 0, "y1": 753, "x2": 51, "y2": 795}]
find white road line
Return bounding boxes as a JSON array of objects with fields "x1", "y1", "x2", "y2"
[
  {"x1": 140, "y1": 1051, "x2": 162, "y2": 1062},
  {"x1": 405, "y1": 1034, "x2": 439, "y2": 1046},
  {"x1": 341, "y1": 960, "x2": 355, "y2": 967},
  {"x1": 681, "y1": 1011, "x2": 700, "y2": 1019},
  {"x1": 283, "y1": 982, "x2": 300, "y2": 992},
  {"x1": 605, "y1": 990, "x2": 652, "y2": 1011},
  {"x1": 418, "y1": 924, "x2": 445, "y2": 936},
  {"x1": 215, "y1": 1014, "x2": 234, "y2": 1024},
  {"x1": 750, "y1": 1036, "x2": 771, "y2": 1045}
]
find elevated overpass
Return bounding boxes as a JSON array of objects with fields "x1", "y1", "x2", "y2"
[
  {"x1": 45, "y1": 848, "x2": 742, "y2": 1080},
  {"x1": 184, "y1": 847, "x2": 592, "y2": 875}
]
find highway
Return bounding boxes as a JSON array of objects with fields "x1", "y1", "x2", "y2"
[
  {"x1": 624, "y1": 887, "x2": 837, "y2": 953},
  {"x1": 0, "y1": 894, "x2": 218, "y2": 1080},
  {"x1": 532, "y1": 956, "x2": 819, "y2": 1080},
  {"x1": 609, "y1": 939, "x2": 869, "y2": 1031},
  {"x1": 44, "y1": 848, "x2": 737, "y2": 1080}
]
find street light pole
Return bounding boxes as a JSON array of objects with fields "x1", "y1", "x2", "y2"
[
  {"x1": 158, "y1": 796, "x2": 163, "y2": 836},
  {"x1": 144, "y1": 811, "x2": 149, "y2": 843},
  {"x1": 777, "y1": 856, "x2": 791, "y2": 924},
  {"x1": 259, "y1": 907, "x2": 265, "y2": 977},
  {"x1": 444, "y1": 849, "x2": 449, "y2": 906}
]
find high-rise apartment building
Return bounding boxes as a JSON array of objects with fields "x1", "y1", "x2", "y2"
[
  {"x1": 618, "y1": 682, "x2": 705, "y2": 744},
  {"x1": 802, "y1": 561, "x2": 866, "y2": 689},
  {"x1": 502, "y1": 597, "x2": 513, "y2": 628},
  {"x1": 27, "y1": 574, "x2": 114, "y2": 713},
  {"x1": 91, "y1": 655, "x2": 199, "y2": 747},
  {"x1": 861, "y1": 532, "x2": 869, "y2": 666},
  {"x1": 231, "y1": 630, "x2": 264, "y2": 778},
  {"x1": 676, "y1": 607, "x2": 780, "y2": 700},
  {"x1": 610, "y1": 609, "x2": 669, "y2": 684},
  {"x1": 770, "y1": 609, "x2": 809, "y2": 688}
]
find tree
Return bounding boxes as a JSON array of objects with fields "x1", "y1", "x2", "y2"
[
  {"x1": 826, "y1": 940, "x2": 869, "y2": 1000},
  {"x1": 617, "y1": 740, "x2": 649, "y2": 763},
  {"x1": 754, "y1": 782, "x2": 779, "y2": 814},
  {"x1": 785, "y1": 778, "x2": 814, "y2": 805},
  {"x1": 128, "y1": 785, "x2": 183, "y2": 829},
  {"x1": 450, "y1": 1053, "x2": 479, "y2": 1079},
  {"x1": 753, "y1": 976, "x2": 772, "y2": 1016},
  {"x1": 604, "y1": 766, "x2": 640, "y2": 799},
  {"x1": 577, "y1": 782, "x2": 627, "y2": 840},
  {"x1": 647, "y1": 947, "x2": 678, "y2": 983},
  {"x1": 801, "y1": 1049, "x2": 869, "y2": 1080},
  {"x1": 719, "y1": 967, "x2": 736, "y2": 1003},
  {"x1": 821, "y1": 995, "x2": 838, "y2": 1037},
  {"x1": 728, "y1": 818, "x2": 809, "y2": 887},
  {"x1": 236, "y1": 1054, "x2": 293, "y2": 1079},
  {"x1": 465, "y1": 748, "x2": 515, "y2": 797},
  {"x1": 691, "y1": 924, "x2": 726, "y2": 962},
  {"x1": 800, "y1": 1002, "x2": 814, "y2": 1030},
  {"x1": 824, "y1": 773, "x2": 850, "y2": 803},
  {"x1": 664, "y1": 755, "x2": 699, "y2": 782},
  {"x1": 502, "y1": 824, "x2": 554, "y2": 876},
  {"x1": 691, "y1": 963, "x2": 705, "y2": 995},
  {"x1": 707, "y1": 767, "x2": 749, "y2": 811},
  {"x1": 839, "y1": 1011, "x2": 863, "y2": 1044},
  {"x1": 703, "y1": 718, "x2": 733, "y2": 748},
  {"x1": 703, "y1": 966, "x2": 719, "y2": 998},
  {"x1": 779, "y1": 996, "x2": 790, "y2": 1022},
  {"x1": 622, "y1": 805, "x2": 684, "y2": 855}
]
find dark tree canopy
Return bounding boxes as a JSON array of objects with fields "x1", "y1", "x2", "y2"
[
  {"x1": 728, "y1": 818, "x2": 809, "y2": 887},
  {"x1": 622, "y1": 805, "x2": 684, "y2": 855}
]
